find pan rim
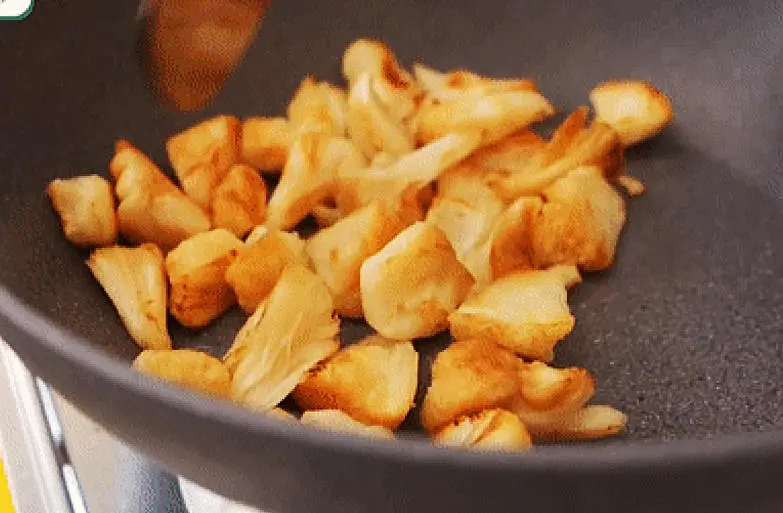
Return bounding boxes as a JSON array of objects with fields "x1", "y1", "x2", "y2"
[{"x1": 1, "y1": 285, "x2": 782, "y2": 475}]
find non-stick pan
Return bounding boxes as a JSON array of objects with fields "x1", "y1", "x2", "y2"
[{"x1": 1, "y1": 1, "x2": 781, "y2": 512}]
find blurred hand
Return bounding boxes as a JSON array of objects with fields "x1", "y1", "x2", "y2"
[{"x1": 138, "y1": 0, "x2": 270, "y2": 112}]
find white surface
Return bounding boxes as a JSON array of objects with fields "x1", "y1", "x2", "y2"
[
  {"x1": 0, "y1": 0, "x2": 33, "y2": 18},
  {"x1": 0, "y1": 339, "x2": 188, "y2": 513},
  {"x1": 51, "y1": 382, "x2": 266, "y2": 512},
  {"x1": 52, "y1": 394, "x2": 184, "y2": 513},
  {"x1": 0, "y1": 337, "x2": 270, "y2": 513},
  {"x1": 179, "y1": 478, "x2": 265, "y2": 513},
  {"x1": 0, "y1": 343, "x2": 71, "y2": 513}
]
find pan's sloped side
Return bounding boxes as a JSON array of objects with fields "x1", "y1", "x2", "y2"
[
  {"x1": 0, "y1": 0, "x2": 782, "y2": 512},
  {"x1": 2, "y1": 294, "x2": 783, "y2": 513}
]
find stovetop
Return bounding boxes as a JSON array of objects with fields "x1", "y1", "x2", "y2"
[{"x1": 0, "y1": 340, "x2": 264, "y2": 513}]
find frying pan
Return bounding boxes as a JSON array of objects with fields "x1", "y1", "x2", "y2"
[{"x1": 1, "y1": 1, "x2": 781, "y2": 512}]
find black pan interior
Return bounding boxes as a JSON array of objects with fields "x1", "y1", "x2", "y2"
[{"x1": 0, "y1": 0, "x2": 781, "y2": 443}]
